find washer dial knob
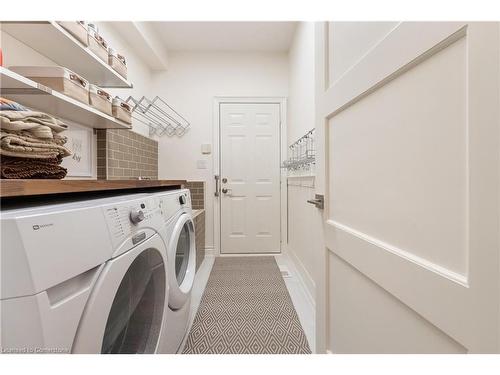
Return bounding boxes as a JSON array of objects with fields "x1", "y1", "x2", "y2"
[{"x1": 130, "y1": 209, "x2": 145, "y2": 224}]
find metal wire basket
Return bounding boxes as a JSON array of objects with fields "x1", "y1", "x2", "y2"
[{"x1": 282, "y1": 128, "x2": 315, "y2": 171}]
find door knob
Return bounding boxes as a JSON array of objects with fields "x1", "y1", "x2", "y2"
[
  {"x1": 307, "y1": 194, "x2": 324, "y2": 209},
  {"x1": 222, "y1": 177, "x2": 228, "y2": 183}
]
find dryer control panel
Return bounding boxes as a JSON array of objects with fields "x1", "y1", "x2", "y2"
[{"x1": 158, "y1": 190, "x2": 191, "y2": 224}]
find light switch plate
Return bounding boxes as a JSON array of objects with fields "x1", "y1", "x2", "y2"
[{"x1": 196, "y1": 160, "x2": 207, "y2": 169}]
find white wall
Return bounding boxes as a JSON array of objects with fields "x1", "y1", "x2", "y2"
[
  {"x1": 287, "y1": 23, "x2": 316, "y2": 145},
  {"x1": 152, "y1": 51, "x2": 289, "y2": 249},
  {"x1": 286, "y1": 22, "x2": 320, "y2": 301}
]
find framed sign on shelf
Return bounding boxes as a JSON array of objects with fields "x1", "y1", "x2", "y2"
[{"x1": 61, "y1": 122, "x2": 94, "y2": 178}]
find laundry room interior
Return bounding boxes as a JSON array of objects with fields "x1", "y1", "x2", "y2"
[{"x1": 2, "y1": 2, "x2": 500, "y2": 369}]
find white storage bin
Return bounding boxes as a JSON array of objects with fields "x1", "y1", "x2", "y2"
[
  {"x1": 108, "y1": 48, "x2": 127, "y2": 79},
  {"x1": 10, "y1": 66, "x2": 89, "y2": 104},
  {"x1": 89, "y1": 84, "x2": 112, "y2": 115},
  {"x1": 112, "y1": 97, "x2": 132, "y2": 124},
  {"x1": 87, "y1": 30, "x2": 108, "y2": 63},
  {"x1": 57, "y1": 21, "x2": 88, "y2": 46}
]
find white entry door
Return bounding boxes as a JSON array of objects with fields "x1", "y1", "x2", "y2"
[
  {"x1": 219, "y1": 102, "x2": 281, "y2": 254},
  {"x1": 315, "y1": 22, "x2": 500, "y2": 353}
]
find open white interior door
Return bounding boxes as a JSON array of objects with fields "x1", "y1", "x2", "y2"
[{"x1": 314, "y1": 22, "x2": 500, "y2": 353}]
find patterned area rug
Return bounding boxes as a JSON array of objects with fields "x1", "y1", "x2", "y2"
[{"x1": 182, "y1": 256, "x2": 311, "y2": 354}]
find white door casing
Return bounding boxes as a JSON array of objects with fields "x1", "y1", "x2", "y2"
[
  {"x1": 219, "y1": 102, "x2": 282, "y2": 254},
  {"x1": 315, "y1": 22, "x2": 500, "y2": 353}
]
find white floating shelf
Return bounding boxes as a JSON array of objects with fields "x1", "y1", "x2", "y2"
[
  {"x1": 0, "y1": 67, "x2": 132, "y2": 130},
  {"x1": 1, "y1": 21, "x2": 132, "y2": 88}
]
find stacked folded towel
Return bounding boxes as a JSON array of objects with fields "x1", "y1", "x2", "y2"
[
  {"x1": 0, "y1": 98, "x2": 72, "y2": 179},
  {"x1": 1, "y1": 156, "x2": 67, "y2": 179}
]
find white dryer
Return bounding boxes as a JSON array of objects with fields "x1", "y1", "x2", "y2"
[
  {"x1": 0, "y1": 192, "x2": 170, "y2": 354},
  {"x1": 154, "y1": 189, "x2": 196, "y2": 353}
]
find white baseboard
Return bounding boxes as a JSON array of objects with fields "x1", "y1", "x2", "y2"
[{"x1": 286, "y1": 248, "x2": 316, "y2": 308}]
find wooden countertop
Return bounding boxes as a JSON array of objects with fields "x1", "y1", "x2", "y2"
[{"x1": 0, "y1": 179, "x2": 186, "y2": 198}]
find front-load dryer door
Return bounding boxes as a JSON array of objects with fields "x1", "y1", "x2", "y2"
[
  {"x1": 72, "y1": 234, "x2": 168, "y2": 353},
  {"x1": 167, "y1": 213, "x2": 196, "y2": 310}
]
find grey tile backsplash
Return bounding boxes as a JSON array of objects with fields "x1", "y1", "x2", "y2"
[
  {"x1": 97, "y1": 129, "x2": 158, "y2": 180},
  {"x1": 185, "y1": 181, "x2": 205, "y2": 209}
]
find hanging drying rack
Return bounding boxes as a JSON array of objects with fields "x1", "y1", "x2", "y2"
[
  {"x1": 281, "y1": 128, "x2": 316, "y2": 171},
  {"x1": 125, "y1": 95, "x2": 190, "y2": 137}
]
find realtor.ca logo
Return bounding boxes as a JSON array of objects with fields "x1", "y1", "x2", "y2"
[{"x1": 32, "y1": 223, "x2": 53, "y2": 230}]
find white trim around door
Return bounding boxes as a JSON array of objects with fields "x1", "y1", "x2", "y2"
[{"x1": 213, "y1": 97, "x2": 287, "y2": 256}]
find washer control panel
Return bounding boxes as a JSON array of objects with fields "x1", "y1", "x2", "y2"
[{"x1": 103, "y1": 197, "x2": 161, "y2": 248}]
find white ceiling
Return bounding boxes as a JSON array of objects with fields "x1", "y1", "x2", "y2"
[{"x1": 149, "y1": 22, "x2": 297, "y2": 52}]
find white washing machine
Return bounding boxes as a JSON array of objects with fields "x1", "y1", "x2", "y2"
[
  {"x1": 0, "y1": 192, "x2": 171, "y2": 354},
  {"x1": 154, "y1": 189, "x2": 196, "y2": 353}
]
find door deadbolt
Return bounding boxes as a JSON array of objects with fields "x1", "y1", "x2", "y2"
[
  {"x1": 222, "y1": 188, "x2": 233, "y2": 196},
  {"x1": 222, "y1": 178, "x2": 228, "y2": 183}
]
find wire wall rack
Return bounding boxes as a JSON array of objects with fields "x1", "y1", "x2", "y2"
[
  {"x1": 125, "y1": 96, "x2": 190, "y2": 137},
  {"x1": 282, "y1": 128, "x2": 316, "y2": 172}
]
